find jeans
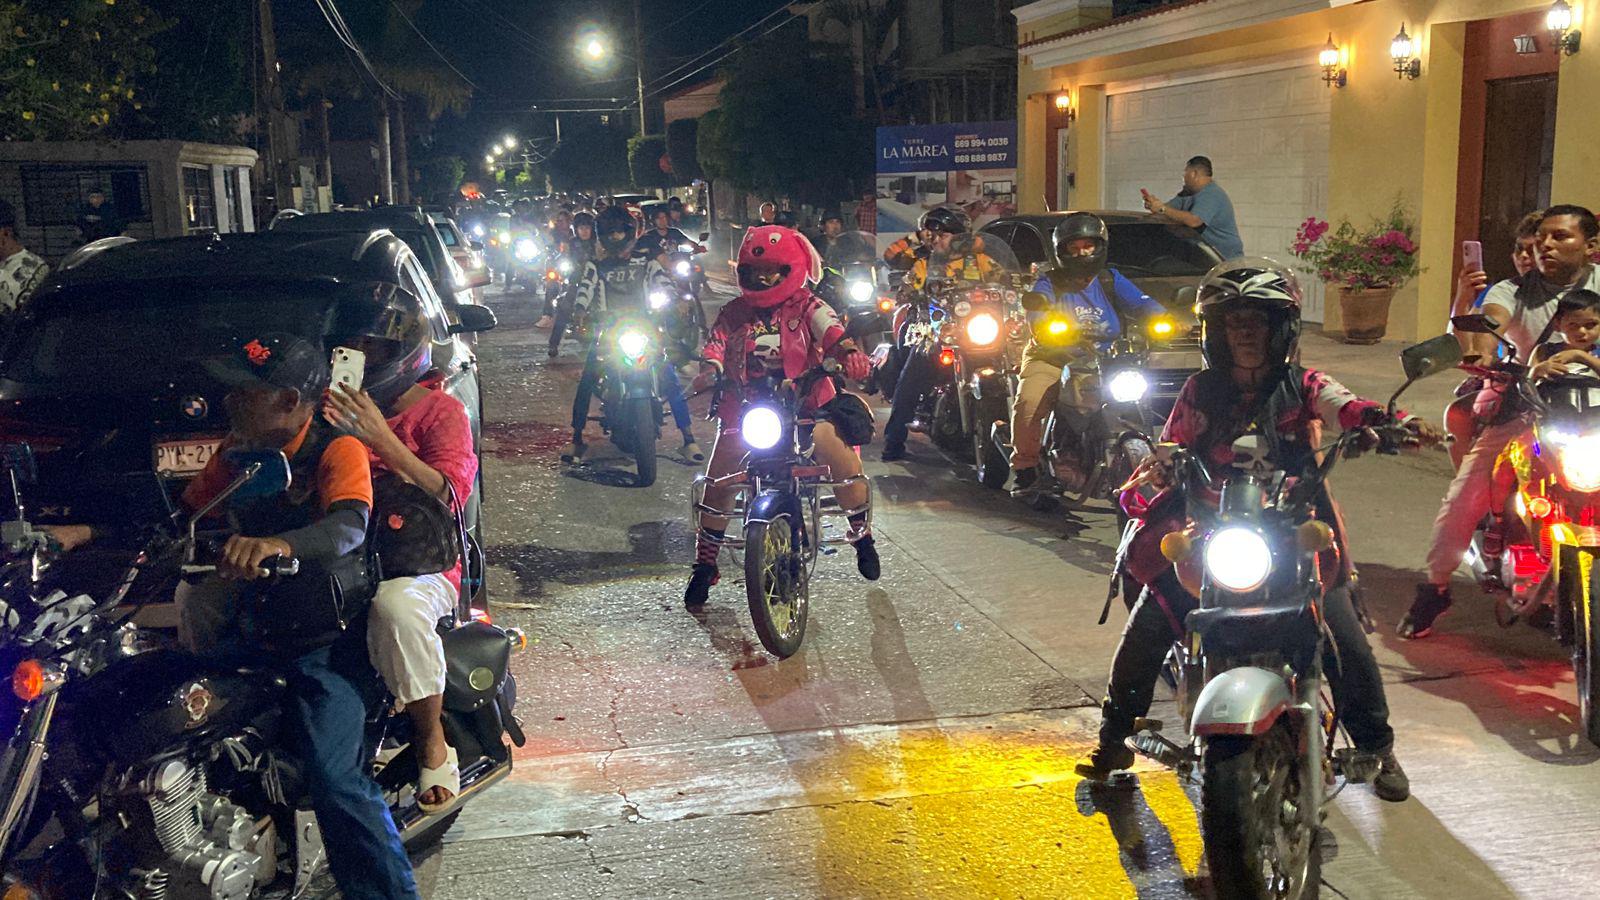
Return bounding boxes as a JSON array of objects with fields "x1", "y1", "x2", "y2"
[
  {"x1": 548, "y1": 285, "x2": 577, "y2": 355},
  {"x1": 176, "y1": 578, "x2": 419, "y2": 900},
  {"x1": 1098, "y1": 571, "x2": 1394, "y2": 755},
  {"x1": 571, "y1": 344, "x2": 692, "y2": 434},
  {"x1": 1424, "y1": 417, "x2": 1527, "y2": 584},
  {"x1": 884, "y1": 349, "x2": 935, "y2": 451}
]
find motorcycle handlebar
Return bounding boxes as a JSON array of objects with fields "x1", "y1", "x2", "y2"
[{"x1": 181, "y1": 555, "x2": 301, "y2": 579}]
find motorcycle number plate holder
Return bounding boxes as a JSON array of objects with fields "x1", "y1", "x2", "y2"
[{"x1": 154, "y1": 439, "x2": 221, "y2": 477}]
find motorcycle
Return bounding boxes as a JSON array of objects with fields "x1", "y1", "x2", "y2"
[
  {"x1": 664, "y1": 232, "x2": 713, "y2": 341},
  {"x1": 1115, "y1": 332, "x2": 1458, "y2": 900},
  {"x1": 690, "y1": 361, "x2": 870, "y2": 658},
  {"x1": 587, "y1": 300, "x2": 674, "y2": 488},
  {"x1": 503, "y1": 228, "x2": 547, "y2": 292},
  {"x1": 1449, "y1": 314, "x2": 1600, "y2": 746},
  {"x1": 0, "y1": 446, "x2": 526, "y2": 898}
]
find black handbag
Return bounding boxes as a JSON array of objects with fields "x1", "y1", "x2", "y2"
[{"x1": 371, "y1": 475, "x2": 462, "y2": 579}]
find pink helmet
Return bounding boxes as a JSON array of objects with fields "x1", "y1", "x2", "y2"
[{"x1": 737, "y1": 225, "x2": 821, "y2": 308}]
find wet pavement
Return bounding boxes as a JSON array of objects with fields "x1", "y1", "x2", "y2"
[{"x1": 414, "y1": 283, "x2": 1600, "y2": 899}]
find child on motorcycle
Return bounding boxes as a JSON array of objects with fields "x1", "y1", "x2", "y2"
[
  {"x1": 1075, "y1": 259, "x2": 1438, "y2": 805},
  {"x1": 685, "y1": 225, "x2": 880, "y2": 606}
]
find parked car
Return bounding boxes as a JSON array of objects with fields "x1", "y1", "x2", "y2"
[
  {"x1": 274, "y1": 208, "x2": 477, "y2": 309},
  {"x1": 980, "y1": 211, "x2": 1222, "y2": 314},
  {"x1": 430, "y1": 212, "x2": 492, "y2": 303},
  {"x1": 1, "y1": 231, "x2": 496, "y2": 548}
]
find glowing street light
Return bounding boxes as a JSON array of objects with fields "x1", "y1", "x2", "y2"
[
  {"x1": 484, "y1": 154, "x2": 495, "y2": 164},
  {"x1": 583, "y1": 37, "x2": 607, "y2": 60},
  {"x1": 504, "y1": 135, "x2": 518, "y2": 148},
  {"x1": 492, "y1": 143, "x2": 504, "y2": 155}
]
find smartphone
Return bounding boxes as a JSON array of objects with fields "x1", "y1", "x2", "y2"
[
  {"x1": 330, "y1": 346, "x2": 366, "y2": 393},
  {"x1": 1461, "y1": 240, "x2": 1484, "y2": 273}
]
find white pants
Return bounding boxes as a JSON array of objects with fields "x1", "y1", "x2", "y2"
[
  {"x1": 1424, "y1": 418, "x2": 1526, "y2": 585},
  {"x1": 367, "y1": 574, "x2": 455, "y2": 705}
]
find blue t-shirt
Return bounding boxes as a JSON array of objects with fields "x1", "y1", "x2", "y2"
[
  {"x1": 1170, "y1": 181, "x2": 1243, "y2": 260},
  {"x1": 1032, "y1": 268, "x2": 1164, "y2": 351}
]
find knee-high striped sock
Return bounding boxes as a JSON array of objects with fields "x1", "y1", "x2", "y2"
[{"x1": 696, "y1": 527, "x2": 726, "y2": 566}]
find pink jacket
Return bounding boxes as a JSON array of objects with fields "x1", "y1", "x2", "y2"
[{"x1": 704, "y1": 287, "x2": 849, "y2": 414}]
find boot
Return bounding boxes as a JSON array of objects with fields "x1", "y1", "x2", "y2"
[
  {"x1": 1074, "y1": 743, "x2": 1135, "y2": 782},
  {"x1": 1397, "y1": 583, "x2": 1452, "y2": 639},
  {"x1": 1371, "y1": 750, "x2": 1410, "y2": 802},
  {"x1": 853, "y1": 535, "x2": 881, "y2": 581},
  {"x1": 684, "y1": 563, "x2": 719, "y2": 607},
  {"x1": 1009, "y1": 466, "x2": 1038, "y2": 498},
  {"x1": 560, "y1": 433, "x2": 587, "y2": 464},
  {"x1": 535, "y1": 314, "x2": 554, "y2": 329},
  {"x1": 680, "y1": 430, "x2": 705, "y2": 463}
]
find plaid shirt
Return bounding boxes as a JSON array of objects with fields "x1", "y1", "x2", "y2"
[
  {"x1": 855, "y1": 199, "x2": 877, "y2": 234},
  {"x1": 0, "y1": 249, "x2": 48, "y2": 315}
]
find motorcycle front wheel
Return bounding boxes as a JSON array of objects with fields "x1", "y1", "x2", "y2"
[
  {"x1": 744, "y1": 505, "x2": 809, "y2": 658},
  {"x1": 1575, "y1": 556, "x2": 1600, "y2": 746},
  {"x1": 1201, "y1": 724, "x2": 1320, "y2": 900},
  {"x1": 624, "y1": 396, "x2": 659, "y2": 487},
  {"x1": 972, "y1": 396, "x2": 1010, "y2": 489}
]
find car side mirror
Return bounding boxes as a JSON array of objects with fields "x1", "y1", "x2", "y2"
[
  {"x1": 469, "y1": 240, "x2": 485, "y2": 252},
  {"x1": 698, "y1": 232, "x2": 710, "y2": 242},
  {"x1": 449, "y1": 303, "x2": 498, "y2": 335},
  {"x1": 1020, "y1": 291, "x2": 1052, "y2": 313}
]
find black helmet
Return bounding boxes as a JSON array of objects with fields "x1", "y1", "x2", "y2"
[
  {"x1": 919, "y1": 206, "x2": 969, "y2": 236},
  {"x1": 1052, "y1": 213, "x2": 1109, "y2": 280},
  {"x1": 667, "y1": 196, "x2": 684, "y2": 210},
  {"x1": 572, "y1": 211, "x2": 596, "y2": 231},
  {"x1": 325, "y1": 282, "x2": 433, "y2": 408},
  {"x1": 1195, "y1": 257, "x2": 1303, "y2": 371},
  {"x1": 596, "y1": 205, "x2": 635, "y2": 255}
]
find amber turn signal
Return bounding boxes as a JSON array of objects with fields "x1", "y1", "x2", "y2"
[
  {"x1": 11, "y1": 660, "x2": 44, "y2": 702},
  {"x1": 1297, "y1": 520, "x2": 1335, "y2": 552},
  {"x1": 1161, "y1": 531, "x2": 1194, "y2": 562}
]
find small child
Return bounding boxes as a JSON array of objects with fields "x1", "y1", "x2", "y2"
[{"x1": 1530, "y1": 289, "x2": 1600, "y2": 381}]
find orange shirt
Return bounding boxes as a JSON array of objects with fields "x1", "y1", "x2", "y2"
[{"x1": 183, "y1": 417, "x2": 373, "y2": 516}]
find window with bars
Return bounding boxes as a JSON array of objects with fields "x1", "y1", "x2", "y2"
[
  {"x1": 18, "y1": 164, "x2": 151, "y2": 227},
  {"x1": 182, "y1": 166, "x2": 216, "y2": 233}
]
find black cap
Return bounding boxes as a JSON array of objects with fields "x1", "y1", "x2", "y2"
[{"x1": 204, "y1": 332, "x2": 329, "y2": 398}]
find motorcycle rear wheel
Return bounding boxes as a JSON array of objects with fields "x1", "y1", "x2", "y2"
[
  {"x1": 1201, "y1": 724, "x2": 1320, "y2": 900},
  {"x1": 744, "y1": 509, "x2": 809, "y2": 658}
]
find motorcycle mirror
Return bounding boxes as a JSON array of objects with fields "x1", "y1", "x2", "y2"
[
  {"x1": 698, "y1": 232, "x2": 711, "y2": 242},
  {"x1": 1449, "y1": 313, "x2": 1498, "y2": 334},
  {"x1": 1020, "y1": 291, "x2": 1052, "y2": 313},
  {"x1": 0, "y1": 444, "x2": 38, "y2": 486},
  {"x1": 1399, "y1": 334, "x2": 1465, "y2": 382},
  {"x1": 1173, "y1": 285, "x2": 1199, "y2": 310},
  {"x1": 221, "y1": 449, "x2": 293, "y2": 501},
  {"x1": 469, "y1": 240, "x2": 485, "y2": 252}
]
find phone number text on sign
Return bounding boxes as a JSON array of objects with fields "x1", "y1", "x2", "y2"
[{"x1": 954, "y1": 152, "x2": 1011, "y2": 165}]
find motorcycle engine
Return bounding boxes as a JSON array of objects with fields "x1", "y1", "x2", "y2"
[{"x1": 115, "y1": 757, "x2": 277, "y2": 900}]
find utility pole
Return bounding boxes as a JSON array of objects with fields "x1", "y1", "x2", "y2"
[
  {"x1": 632, "y1": 0, "x2": 647, "y2": 135},
  {"x1": 257, "y1": 0, "x2": 295, "y2": 217}
]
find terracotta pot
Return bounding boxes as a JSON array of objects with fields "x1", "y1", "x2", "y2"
[{"x1": 1336, "y1": 287, "x2": 1396, "y2": 345}]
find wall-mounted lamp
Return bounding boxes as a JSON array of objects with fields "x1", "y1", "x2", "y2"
[
  {"x1": 1391, "y1": 24, "x2": 1422, "y2": 78},
  {"x1": 1053, "y1": 91, "x2": 1075, "y2": 121},
  {"x1": 1319, "y1": 34, "x2": 1347, "y2": 88},
  {"x1": 1549, "y1": 0, "x2": 1583, "y2": 54}
]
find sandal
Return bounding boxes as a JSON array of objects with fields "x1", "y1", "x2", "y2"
[{"x1": 417, "y1": 745, "x2": 460, "y2": 815}]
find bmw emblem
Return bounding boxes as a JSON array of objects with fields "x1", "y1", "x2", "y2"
[{"x1": 181, "y1": 395, "x2": 209, "y2": 420}]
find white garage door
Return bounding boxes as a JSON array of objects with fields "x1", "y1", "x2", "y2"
[{"x1": 1103, "y1": 64, "x2": 1330, "y2": 321}]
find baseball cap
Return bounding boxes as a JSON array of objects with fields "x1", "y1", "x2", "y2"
[{"x1": 204, "y1": 332, "x2": 329, "y2": 398}]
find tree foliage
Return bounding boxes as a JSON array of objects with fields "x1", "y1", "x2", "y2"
[
  {"x1": 417, "y1": 155, "x2": 466, "y2": 201},
  {"x1": 697, "y1": 32, "x2": 872, "y2": 205},
  {"x1": 627, "y1": 134, "x2": 670, "y2": 190},
  {"x1": 0, "y1": 0, "x2": 163, "y2": 141},
  {"x1": 125, "y1": 0, "x2": 252, "y2": 142},
  {"x1": 547, "y1": 121, "x2": 632, "y2": 193},
  {"x1": 666, "y1": 117, "x2": 702, "y2": 183}
]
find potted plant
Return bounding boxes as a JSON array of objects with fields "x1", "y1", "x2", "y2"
[{"x1": 1291, "y1": 201, "x2": 1423, "y2": 344}]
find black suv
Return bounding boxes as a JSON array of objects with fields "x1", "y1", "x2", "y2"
[{"x1": 274, "y1": 208, "x2": 474, "y2": 309}]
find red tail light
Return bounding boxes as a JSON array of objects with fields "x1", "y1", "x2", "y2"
[{"x1": 938, "y1": 347, "x2": 955, "y2": 366}]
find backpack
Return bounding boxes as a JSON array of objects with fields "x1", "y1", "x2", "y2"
[{"x1": 371, "y1": 475, "x2": 463, "y2": 579}]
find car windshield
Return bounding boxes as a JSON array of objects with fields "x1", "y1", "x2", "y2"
[
  {"x1": 1106, "y1": 224, "x2": 1218, "y2": 276},
  {"x1": 2, "y1": 283, "x2": 340, "y2": 390}
]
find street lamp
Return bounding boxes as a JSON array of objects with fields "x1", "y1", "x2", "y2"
[
  {"x1": 504, "y1": 135, "x2": 517, "y2": 148},
  {"x1": 576, "y1": 21, "x2": 646, "y2": 137},
  {"x1": 1053, "y1": 91, "x2": 1075, "y2": 122},
  {"x1": 492, "y1": 143, "x2": 504, "y2": 155},
  {"x1": 1319, "y1": 34, "x2": 1347, "y2": 88},
  {"x1": 1391, "y1": 23, "x2": 1422, "y2": 79}
]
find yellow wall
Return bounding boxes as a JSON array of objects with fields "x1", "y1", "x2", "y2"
[{"x1": 1015, "y1": 0, "x2": 1600, "y2": 341}]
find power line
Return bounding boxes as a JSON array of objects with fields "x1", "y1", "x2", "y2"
[
  {"x1": 646, "y1": 9, "x2": 801, "y2": 99},
  {"x1": 643, "y1": 1, "x2": 798, "y2": 95},
  {"x1": 314, "y1": 0, "x2": 399, "y2": 97},
  {"x1": 651, "y1": 0, "x2": 719, "y2": 37},
  {"x1": 386, "y1": 0, "x2": 481, "y2": 91}
]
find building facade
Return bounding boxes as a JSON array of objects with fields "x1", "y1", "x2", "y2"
[{"x1": 1014, "y1": 0, "x2": 1599, "y2": 336}]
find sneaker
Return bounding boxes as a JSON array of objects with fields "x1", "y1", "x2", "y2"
[
  {"x1": 1074, "y1": 743, "x2": 1135, "y2": 782},
  {"x1": 547, "y1": 346, "x2": 560, "y2": 359},
  {"x1": 560, "y1": 439, "x2": 587, "y2": 464},
  {"x1": 881, "y1": 444, "x2": 907, "y2": 462},
  {"x1": 852, "y1": 534, "x2": 881, "y2": 581},
  {"x1": 681, "y1": 439, "x2": 705, "y2": 462},
  {"x1": 684, "y1": 563, "x2": 719, "y2": 607},
  {"x1": 1397, "y1": 584, "x2": 1452, "y2": 639},
  {"x1": 535, "y1": 315, "x2": 554, "y2": 329},
  {"x1": 1367, "y1": 750, "x2": 1410, "y2": 802},
  {"x1": 1010, "y1": 466, "x2": 1038, "y2": 496}
]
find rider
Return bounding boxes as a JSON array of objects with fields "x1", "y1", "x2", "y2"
[
  {"x1": 882, "y1": 225, "x2": 929, "y2": 272},
  {"x1": 561, "y1": 205, "x2": 703, "y2": 464},
  {"x1": 634, "y1": 204, "x2": 698, "y2": 263},
  {"x1": 1010, "y1": 213, "x2": 1167, "y2": 494},
  {"x1": 685, "y1": 225, "x2": 880, "y2": 606},
  {"x1": 537, "y1": 210, "x2": 575, "y2": 329},
  {"x1": 1403, "y1": 204, "x2": 1600, "y2": 639},
  {"x1": 177, "y1": 333, "x2": 420, "y2": 898},
  {"x1": 881, "y1": 207, "x2": 1005, "y2": 461},
  {"x1": 549, "y1": 211, "x2": 598, "y2": 358},
  {"x1": 1074, "y1": 259, "x2": 1432, "y2": 803}
]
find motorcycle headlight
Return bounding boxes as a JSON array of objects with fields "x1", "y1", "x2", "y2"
[
  {"x1": 648, "y1": 290, "x2": 671, "y2": 310},
  {"x1": 558, "y1": 258, "x2": 574, "y2": 275},
  {"x1": 675, "y1": 260, "x2": 693, "y2": 277},
  {"x1": 1107, "y1": 370, "x2": 1149, "y2": 404},
  {"x1": 1553, "y1": 433, "x2": 1600, "y2": 492},
  {"x1": 616, "y1": 329, "x2": 650, "y2": 359},
  {"x1": 497, "y1": 231, "x2": 511, "y2": 245},
  {"x1": 965, "y1": 312, "x2": 1000, "y2": 346},
  {"x1": 742, "y1": 406, "x2": 783, "y2": 450},
  {"x1": 514, "y1": 238, "x2": 538, "y2": 261},
  {"x1": 471, "y1": 223, "x2": 486, "y2": 237},
  {"x1": 1204, "y1": 526, "x2": 1273, "y2": 594},
  {"x1": 848, "y1": 280, "x2": 874, "y2": 304}
]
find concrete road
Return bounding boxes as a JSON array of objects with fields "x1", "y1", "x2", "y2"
[{"x1": 417, "y1": 282, "x2": 1597, "y2": 899}]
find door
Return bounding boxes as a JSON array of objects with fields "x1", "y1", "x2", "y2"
[
  {"x1": 1102, "y1": 65, "x2": 1330, "y2": 321},
  {"x1": 1478, "y1": 75, "x2": 1557, "y2": 285}
]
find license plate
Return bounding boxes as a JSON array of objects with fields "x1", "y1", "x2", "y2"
[{"x1": 154, "y1": 440, "x2": 220, "y2": 476}]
